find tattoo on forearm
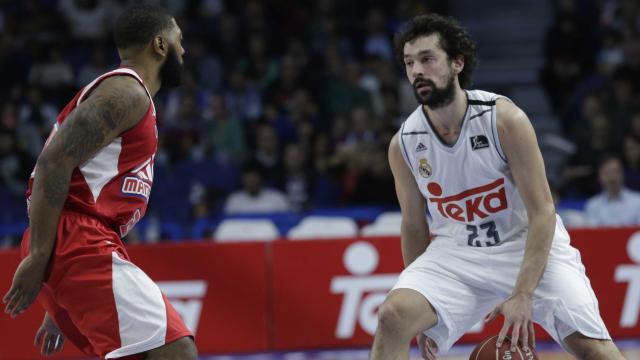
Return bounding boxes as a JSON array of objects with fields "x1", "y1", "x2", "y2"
[
  {"x1": 61, "y1": 87, "x2": 138, "y2": 162},
  {"x1": 42, "y1": 167, "x2": 70, "y2": 208}
]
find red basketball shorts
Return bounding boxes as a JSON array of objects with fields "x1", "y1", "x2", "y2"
[{"x1": 21, "y1": 211, "x2": 192, "y2": 359}]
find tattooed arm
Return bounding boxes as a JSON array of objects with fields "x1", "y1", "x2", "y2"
[{"x1": 3, "y1": 76, "x2": 149, "y2": 318}]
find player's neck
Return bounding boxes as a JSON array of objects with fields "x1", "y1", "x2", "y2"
[
  {"x1": 423, "y1": 87, "x2": 467, "y2": 133},
  {"x1": 119, "y1": 59, "x2": 161, "y2": 97}
]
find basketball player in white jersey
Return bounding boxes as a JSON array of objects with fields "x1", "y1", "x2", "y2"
[{"x1": 370, "y1": 14, "x2": 625, "y2": 360}]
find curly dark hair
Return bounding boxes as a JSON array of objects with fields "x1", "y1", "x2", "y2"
[
  {"x1": 394, "y1": 14, "x2": 478, "y2": 89},
  {"x1": 114, "y1": 5, "x2": 174, "y2": 50}
]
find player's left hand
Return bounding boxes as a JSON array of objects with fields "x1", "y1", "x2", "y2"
[
  {"x1": 485, "y1": 292, "x2": 535, "y2": 352},
  {"x1": 3, "y1": 254, "x2": 48, "y2": 318},
  {"x1": 35, "y1": 312, "x2": 65, "y2": 356}
]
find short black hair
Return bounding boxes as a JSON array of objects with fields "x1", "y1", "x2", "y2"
[
  {"x1": 114, "y1": 5, "x2": 174, "y2": 50},
  {"x1": 597, "y1": 153, "x2": 622, "y2": 170},
  {"x1": 394, "y1": 14, "x2": 478, "y2": 89}
]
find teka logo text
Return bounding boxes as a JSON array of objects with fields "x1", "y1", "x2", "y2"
[
  {"x1": 331, "y1": 242, "x2": 397, "y2": 338},
  {"x1": 615, "y1": 231, "x2": 640, "y2": 328},
  {"x1": 426, "y1": 178, "x2": 508, "y2": 222},
  {"x1": 330, "y1": 241, "x2": 486, "y2": 339}
]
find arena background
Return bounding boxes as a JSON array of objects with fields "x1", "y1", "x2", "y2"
[{"x1": 0, "y1": 0, "x2": 639, "y2": 359}]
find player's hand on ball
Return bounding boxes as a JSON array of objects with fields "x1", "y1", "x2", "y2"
[
  {"x1": 3, "y1": 254, "x2": 48, "y2": 318},
  {"x1": 417, "y1": 333, "x2": 437, "y2": 360},
  {"x1": 35, "y1": 312, "x2": 65, "y2": 356},
  {"x1": 485, "y1": 292, "x2": 535, "y2": 353}
]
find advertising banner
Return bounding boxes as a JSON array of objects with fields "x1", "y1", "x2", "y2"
[{"x1": 1, "y1": 228, "x2": 639, "y2": 358}]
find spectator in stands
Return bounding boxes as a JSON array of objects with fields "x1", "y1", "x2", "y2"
[
  {"x1": 278, "y1": 143, "x2": 312, "y2": 212},
  {"x1": 585, "y1": 155, "x2": 640, "y2": 227},
  {"x1": 350, "y1": 145, "x2": 396, "y2": 206},
  {"x1": 251, "y1": 123, "x2": 282, "y2": 184},
  {"x1": 624, "y1": 136, "x2": 640, "y2": 191},
  {"x1": 76, "y1": 45, "x2": 111, "y2": 87},
  {"x1": 0, "y1": 129, "x2": 30, "y2": 196},
  {"x1": 27, "y1": 46, "x2": 74, "y2": 98},
  {"x1": 17, "y1": 87, "x2": 58, "y2": 159},
  {"x1": 564, "y1": 106, "x2": 621, "y2": 196},
  {"x1": 549, "y1": 181, "x2": 588, "y2": 228},
  {"x1": 58, "y1": 0, "x2": 115, "y2": 41},
  {"x1": 224, "y1": 163, "x2": 290, "y2": 214},
  {"x1": 203, "y1": 93, "x2": 246, "y2": 165}
]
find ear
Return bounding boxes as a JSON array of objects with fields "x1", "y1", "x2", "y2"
[
  {"x1": 451, "y1": 55, "x2": 465, "y2": 75},
  {"x1": 152, "y1": 35, "x2": 168, "y2": 57}
]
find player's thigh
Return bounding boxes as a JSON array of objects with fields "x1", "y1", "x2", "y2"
[
  {"x1": 563, "y1": 332, "x2": 622, "y2": 359},
  {"x1": 390, "y1": 239, "x2": 503, "y2": 352},
  {"x1": 143, "y1": 336, "x2": 197, "y2": 360},
  {"x1": 378, "y1": 288, "x2": 438, "y2": 334},
  {"x1": 55, "y1": 250, "x2": 192, "y2": 358}
]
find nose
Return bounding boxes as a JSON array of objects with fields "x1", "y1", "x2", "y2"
[{"x1": 410, "y1": 62, "x2": 425, "y2": 79}]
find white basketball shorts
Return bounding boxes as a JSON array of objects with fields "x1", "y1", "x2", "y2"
[{"x1": 391, "y1": 216, "x2": 611, "y2": 354}]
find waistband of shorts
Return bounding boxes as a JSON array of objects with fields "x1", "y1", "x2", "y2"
[{"x1": 59, "y1": 209, "x2": 114, "y2": 231}]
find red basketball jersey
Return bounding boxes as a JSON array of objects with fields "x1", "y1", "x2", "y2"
[{"x1": 26, "y1": 68, "x2": 157, "y2": 237}]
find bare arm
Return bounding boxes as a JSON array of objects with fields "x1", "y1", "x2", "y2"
[
  {"x1": 388, "y1": 133, "x2": 430, "y2": 267},
  {"x1": 497, "y1": 99, "x2": 556, "y2": 297},
  {"x1": 3, "y1": 76, "x2": 149, "y2": 317},
  {"x1": 490, "y1": 99, "x2": 556, "y2": 350}
]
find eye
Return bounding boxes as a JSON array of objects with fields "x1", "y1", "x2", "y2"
[{"x1": 405, "y1": 60, "x2": 414, "y2": 67}]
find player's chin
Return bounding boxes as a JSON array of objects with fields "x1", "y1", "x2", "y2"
[{"x1": 418, "y1": 94, "x2": 431, "y2": 104}]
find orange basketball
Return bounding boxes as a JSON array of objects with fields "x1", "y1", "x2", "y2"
[{"x1": 469, "y1": 335, "x2": 539, "y2": 360}]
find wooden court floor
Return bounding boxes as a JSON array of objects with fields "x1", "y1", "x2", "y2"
[{"x1": 205, "y1": 339, "x2": 640, "y2": 360}]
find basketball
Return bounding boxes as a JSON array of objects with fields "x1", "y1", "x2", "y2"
[{"x1": 469, "y1": 335, "x2": 538, "y2": 360}]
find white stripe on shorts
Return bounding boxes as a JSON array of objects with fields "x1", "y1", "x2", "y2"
[{"x1": 105, "y1": 252, "x2": 167, "y2": 358}]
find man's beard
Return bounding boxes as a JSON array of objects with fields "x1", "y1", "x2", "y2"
[
  {"x1": 159, "y1": 45, "x2": 183, "y2": 89},
  {"x1": 412, "y1": 73, "x2": 456, "y2": 109}
]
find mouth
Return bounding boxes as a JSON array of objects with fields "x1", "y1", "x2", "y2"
[{"x1": 414, "y1": 81, "x2": 432, "y2": 93}]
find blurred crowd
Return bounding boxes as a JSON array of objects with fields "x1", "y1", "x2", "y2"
[
  {"x1": 0, "y1": 0, "x2": 639, "y2": 244},
  {"x1": 0, "y1": 0, "x2": 452, "y2": 225},
  {"x1": 541, "y1": 0, "x2": 640, "y2": 197}
]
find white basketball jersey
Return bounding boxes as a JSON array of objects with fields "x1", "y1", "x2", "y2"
[{"x1": 398, "y1": 90, "x2": 529, "y2": 247}]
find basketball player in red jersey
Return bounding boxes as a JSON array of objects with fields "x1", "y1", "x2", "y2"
[
  {"x1": 3, "y1": 6, "x2": 196, "y2": 359},
  {"x1": 370, "y1": 14, "x2": 624, "y2": 360}
]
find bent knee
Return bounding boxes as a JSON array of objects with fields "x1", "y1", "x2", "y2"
[
  {"x1": 377, "y1": 290, "x2": 437, "y2": 333},
  {"x1": 565, "y1": 333, "x2": 617, "y2": 359}
]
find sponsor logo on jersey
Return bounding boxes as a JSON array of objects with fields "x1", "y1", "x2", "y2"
[
  {"x1": 415, "y1": 142, "x2": 427, "y2": 152},
  {"x1": 426, "y1": 178, "x2": 508, "y2": 222},
  {"x1": 121, "y1": 177, "x2": 151, "y2": 200},
  {"x1": 121, "y1": 157, "x2": 155, "y2": 201},
  {"x1": 470, "y1": 135, "x2": 489, "y2": 150},
  {"x1": 418, "y1": 158, "x2": 432, "y2": 178}
]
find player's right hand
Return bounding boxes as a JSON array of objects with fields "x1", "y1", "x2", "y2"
[
  {"x1": 35, "y1": 313, "x2": 65, "y2": 356},
  {"x1": 417, "y1": 333, "x2": 437, "y2": 360},
  {"x1": 3, "y1": 254, "x2": 48, "y2": 318}
]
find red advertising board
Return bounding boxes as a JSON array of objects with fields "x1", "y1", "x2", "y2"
[
  {"x1": 270, "y1": 237, "x2": 404, "y2": 350},
  {"x1": 1, "y1": 227, "x2": 639, "y2": 359},
  {"x1": 0, "y1": 242, "x2": 270, "y2": 359}
]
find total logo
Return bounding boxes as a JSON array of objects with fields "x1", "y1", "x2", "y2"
[
  {"x1": 331, "y1": 241, "x2": 486, "y2": 339},
  {"x1": 157, "y1": 280, "x2": 208, "y2": 334}
]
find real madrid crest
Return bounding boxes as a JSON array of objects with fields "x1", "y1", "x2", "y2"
[{"x1": 418, "y1": 158, "x2": 432, "y2": 178}]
